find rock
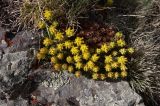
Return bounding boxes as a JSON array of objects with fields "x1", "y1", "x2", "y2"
[
  {"x1": 0, "y1": 27, "x2": 5, "y2": 41},
  {"x1": 30, "y1": 71, "x2": 144, "y2": 106},
  {"x1": 0, "y1": 30, "x2": 38, "y2": 91},
  {"x1": 5, "y1": 30, "x2": 38, "y2": 53},
  {"x1": 0, "y1": 28, "x2": 7, "y2": 51},
  {"x1": 8, "y1": 97, "x2": 28, "y2": 106},
  {"x1": 0, "y1": 51, "x2": 31, "y2": 90},
  {"x1": 0, "y1": 30, "x2": 38, "y2": 105}
]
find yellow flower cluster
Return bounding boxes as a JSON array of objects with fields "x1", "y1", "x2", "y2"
[
  {"x1": 43, "y1": 38, "x2": 53, "y2": 47},
  {"x1": 57, "y1": 43, "x2": 64, "y2": 51},
  {"x1": 55, "y1": 32, "x2": 64, "y2": 41},
  {"x1": 37, "y1": 47, "x2": 48, "y2": 60},
  {"x1": 91, "y1": 54, "x2": 99, "y2": 62},
  {"x1": 49, "y1": 25, "x2": 57, "y2": 35},
  {"x1": 115, "y1": 32, "x2": 123, "y2": 38},
  {"x1": 66, "y1": 56, "x2": 73, "y2": 63},
  {"x1": 75, "y1": 37, "x2": 84, "y2": 46},
  {"x1": 117, "y1": 39, "x2": 126, "y2": 47},
  {"x1": 49, "y1": 47, "x2": 57, "y2": 55},
  {"x1": 37, "y1": 16, "x2": 135, "y2": 80},
  {"x1": 64, "y1": 41, "x2": 72, "y2": 49},
  {"x1": 83, "y1": 52, "x2": 90, "y2": 60},
  {"x1": 71, "y1": 47, "x2": 79, "y2": 55},
  {"x1": 37, "y1": 21, "x2": 45, "y2": 29},
  {"x1": 74, "y1": 55, "x2": 82, "y2": 62},
  {"x1": 37, "y1": 53, "x2": 45, "y2": 60},
  {"x1": 80, "y1": 44, "x2": 88, "y2": 53},
  {"x1": 44, "y1": 9, "x2": 53, "y2": 21},
  {"x1": 106, "y1": 0, "x2": 113, "y2": 6},
  {"x1": 65, "y1": 27, "x2": 74, "y2": 37},
  {"x1": 51, "y1": 56, "x2": 58, "y2": 63},
  {"x1": 101, "y1": 43, "x2": 109, "y2": 53}
]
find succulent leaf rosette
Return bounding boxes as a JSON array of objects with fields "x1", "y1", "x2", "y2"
[{"x1": 37, "y1": 9, "x2": 134, "y2": 80}]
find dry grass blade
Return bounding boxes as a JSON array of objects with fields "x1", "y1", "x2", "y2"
[{"x1": 128, "y1": 0, "x2": 160, "y2": 105}]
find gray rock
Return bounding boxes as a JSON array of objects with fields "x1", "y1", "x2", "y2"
[
  {"x1": 8, "y1": 97, "x2": 28, "y2": 106},
  {"x1": 0, "y1": 28, "x2": 7, "y2": 51},
  {"x1": 0, "y1": 30, "x2": 38, "y2": 105},
  {"x1": 0, "y1": 51, "x2": 31, "y2": 90},
  {"x1": 4, "y1": 30, "x2": 39, "y2": 53},
  {"x1": 31, "y1": 72, "x2": 144, "y2": 106}
]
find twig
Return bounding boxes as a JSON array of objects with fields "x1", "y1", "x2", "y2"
[
  {"x1": 93, "y1": 7, "x2": 116, "y2": 11},
  {"x1": 118, "y1": 14, "x2": 145, "y2": 18}
]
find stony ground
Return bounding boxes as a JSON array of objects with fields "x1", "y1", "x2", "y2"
[
  {"x1": 0, "y1": 28, "x2": 144, "y2": 106},
  {"x1": 0, "y1": 0, "x2": 160, "y2": 106}
]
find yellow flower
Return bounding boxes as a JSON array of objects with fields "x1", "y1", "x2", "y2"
[
  {"x1": 37, "y1": 53, "x2": 45, "y2": 60},
  {"x1": 87, "y1": 61, "x2": 95, "y2": 69},
  {"x1": 51, "y1": 56, "x2": 58, "y2": 63},
  {"x1": 54, "y1": 64, "x2": 61, "y2": 71},
  {"x1": 92, "y1": 73, "x2": 99, "y2": 80},
  {"x1": 82, "y1": 52, "x2": 90, "y2": 60},
  {"x1": 111, "y1": 62, "x2": 118, "y2": 69},
  {"x1": 120, "y1": 65, "x2": 127, "y2": 71},
  {"x1": 57, "y1": 43, "x2": 64, "y2": 51},
  {"x1": 75, "y1": 37, "x2": 84, "y2": 46},
  {"x1": 119, "y1": 48, "x2": 126, "y2": 55},
  {"x1": 114, "y1": 72, "x2": 119, "y2": 79},
  {"x1": 105, "y1": 64, "x2": 111, "y2": 72},
  {"x1": 128, "y1": 48, "x2": 134, "y2": 54},
  {"x1": 43, "y1": 38, "x2": 53, "y2": 46},
  {"x1": 101, "y1": 43, "x2": 109, "y2": 53},
  {"x1": 65, "y1": 27, "x2": 74, "y2": 37},
  {"x1": 49, "y1": 25, "x2": 57, "y2": 35},
  {"x1": 75, "y1": 62, "x2": 83, "y2": 69},
  {"x1": 84, "y1": 65, "x2": 89, "y2": 72},
  {"x1": 43, "y1": 9, "x2": 53, "y2": 21},
  {"x1": 117, "y1": 39, "x2": 126, "y2": 47},
  {"x1": 49, "y1": 47, "x2": 57, "y2": 55},
  {"x1": 112, "y1": 51, "x2": 118, "y2": 56},
  {"x1": 74, "y1": 55, "x2": 81, "y2": 62},
  {"x1": 92, "y1": 66, "x2": 99, "y2": 73},
  {"x1": 37, "y1": 21, "x2": 45, "y2": 29},
  {"x1": 91, "y1": 54, "x2": 99, "y2": 62},
  {"x1": 105, "y1": 55, "x2": 113, "y2": 63},
  {"x1": 71, "y1": 47, "x2": 79, "y2": 55},
  {"x1": 100, "y1": 74, "x2": 106, "y2": 80},
  {"x1": 80, "y1": 44, "x2": 88, "y2": 53},
  {"x1": 115, "y1": 32, "x2": 123, "y2": 38},
  {"x1": 39, "y1": 47, "x2": 48, "y2": 54},
  {"x1": 121, "y1": 71, "x2": 127, "y2": 78},
  {"x1": 106, "y1": 0, "x2": 113, "y2": 6},
  {"x1": 64, "y1": 41, "x2": 73, "y2": 49},
  {"x1": 66, "y1": 56, "x2": 73, "y2": 63},
  {"x1": 75, "y1": 71, "x2": 81, "y2": 78},
  {"x1": 55, "y1": 32, "x2": 64, "y2": 41},
  {"x1": 52, "y1": 21, "x2": 58, "y2": 27},
  {"x1": 108, "y1": 72, "x2": 113, "y2": 78},
  {"x1": 62, "y1": 64, "x2": 68, "y2": 70},
  {"x1": 57, "y1": 53, "x2": 64, "y2": 60},
  {"x1": 96, "y1": 48, "x2": 101, "y2": 54},
  {"x1": 109, "y1": 42, "x2": 115, "y2": 49},
  {"x1": 68, "y1": 65, "x2": 74, "y2": 73},
  {"x1": 117, "y1": 56, "x2": 127, "y2": 65}
]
